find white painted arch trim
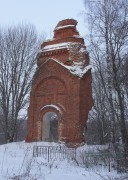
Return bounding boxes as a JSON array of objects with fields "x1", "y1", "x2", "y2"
[{"x1": 40, "y1": 104, "x2": 63, "y2": 116}]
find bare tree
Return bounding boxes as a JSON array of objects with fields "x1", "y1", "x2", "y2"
[
  {"x1": 83, "y1": 0, "x2": 128, "y2": 149},
  {"x1": 0, "y1": 24, "x2": 45, "y2": 143}
]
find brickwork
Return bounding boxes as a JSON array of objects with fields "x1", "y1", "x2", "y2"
[{"x1": 26, "y1": 19, "x2": 93, "y2": 147}]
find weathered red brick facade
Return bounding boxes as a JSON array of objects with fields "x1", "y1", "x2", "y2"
[{"x1": 26, "y1": 19, "x2": 93, "y2": 146}]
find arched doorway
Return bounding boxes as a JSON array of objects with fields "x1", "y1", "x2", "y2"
[{"x1": 42, "y1": 111, "x2": 58, "y2": 142}]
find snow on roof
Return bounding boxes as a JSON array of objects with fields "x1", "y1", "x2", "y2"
[
  {"x1": 73, "y1": 35, "x2": 83, "y2": 38},
  {"x1": 42, "y1": 42, "x2": 73, "y2": 52},
  {"x1": 42, "y1": 42, "x2": 86, "y2": 53},
  {"x1": 47, "y1": 58, "x2": 92, "y2": 78},
  {"x1": 43, "y1": 38, "x2": 55, "y2": 42},
  {"x1": 66, "y1": 64, "x2": 92, "y2": 78},
  {"x1": 55, "y1": 25, "x2": 75, "y2": 30}
]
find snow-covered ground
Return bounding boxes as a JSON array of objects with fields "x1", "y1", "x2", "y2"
[{"x1": 0, "y1": 142, "x2": 125, "y2": 180}]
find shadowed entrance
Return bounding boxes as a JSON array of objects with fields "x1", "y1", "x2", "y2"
[{"x1": 42, "y1": 111, "x2": 58, "y2": 142}]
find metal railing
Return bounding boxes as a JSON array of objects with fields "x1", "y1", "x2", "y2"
[
  {"x1": 33, "y1": 145, "x2": 128, "y2": 172},
  {"x1": 81, "y1": 152, "x2": 128, "y2": 172},
  {"x1": 33, "y1": 145, "x2": 76, "y2": 162}
]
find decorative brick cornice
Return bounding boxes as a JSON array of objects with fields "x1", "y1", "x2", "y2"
[
  {"x1": 37, "y1": 18, "x2": 87, "y2": 67},
  {"x1": 39, "y1": 48, "x2": 68, "y2": 58},
  {"x1": 41, "y1": 36, "x2": 84, "y2": 48}
]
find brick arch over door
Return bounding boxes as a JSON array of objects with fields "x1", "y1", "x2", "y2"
[{"x1": 37, "y1": 104, "x2": 65, "y2": 142}]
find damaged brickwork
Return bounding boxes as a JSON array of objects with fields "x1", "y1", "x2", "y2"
[{"x1": 26, "y1": 19, "x2": 93, "y2": 147}]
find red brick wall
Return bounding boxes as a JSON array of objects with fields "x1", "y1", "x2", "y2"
[{"x1": 26, "y1": 19, "x2": 93, "y2": 147}]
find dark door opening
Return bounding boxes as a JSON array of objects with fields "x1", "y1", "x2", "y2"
[{"x1": 42, "y1": 111, "x2": 58, "y2": 142}]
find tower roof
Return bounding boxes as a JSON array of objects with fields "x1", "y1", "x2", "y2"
[
  {"x1": 56, "y1": 19, "x2": 77, "y2": 28},
  {"x1": 41, "y1": 18, "x2": 84, "y2": 49},
  {"x1": 37, "y1": 19, "x2": 89, "y2": 67}
]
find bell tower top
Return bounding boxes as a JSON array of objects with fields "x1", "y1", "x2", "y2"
[
  {"x1": 53, "y1": 19, "x2": 79, "y2": 39},
  {"x1": 37, "y1": 19, "x2": 89, "y2": 67},
  {"x1": 56, "y1": 19, "x2": 77, "y2": 27}
]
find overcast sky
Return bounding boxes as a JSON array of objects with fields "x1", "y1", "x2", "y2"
[{"x1": 0, "y1": 0, "x2": 88, "y2": 38}]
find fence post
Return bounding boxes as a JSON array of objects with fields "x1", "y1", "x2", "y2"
[
  {"x1": 33, "y1": 146, "x2": 35, "y2": 157},
  {"x1": 108, "y1": 143, "x2": 111, "y2": 172},
  {"x1": 48, "y1": 146, "x2": 50, "y2": 162},
  {"x1": 108, "y1": 153, "x2": 111, "y2": 172},
  {"x1": 74, "y1": 148, "x2": 76, "y2": 161}
]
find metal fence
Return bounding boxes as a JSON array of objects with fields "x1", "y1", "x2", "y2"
[
  {"x1": 33, "y1": 145, "x2": 128, "y2": 172},
  {"x1": 33, "y1": 145, "x2": 76, "y2": 162},
  {"x1": 81, "y1": 152, "x2": 128, "y2": 172}
]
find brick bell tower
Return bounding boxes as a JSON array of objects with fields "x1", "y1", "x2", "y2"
[{"x1": 26, "y1": 19, "x2": 93, "y2": 146}]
